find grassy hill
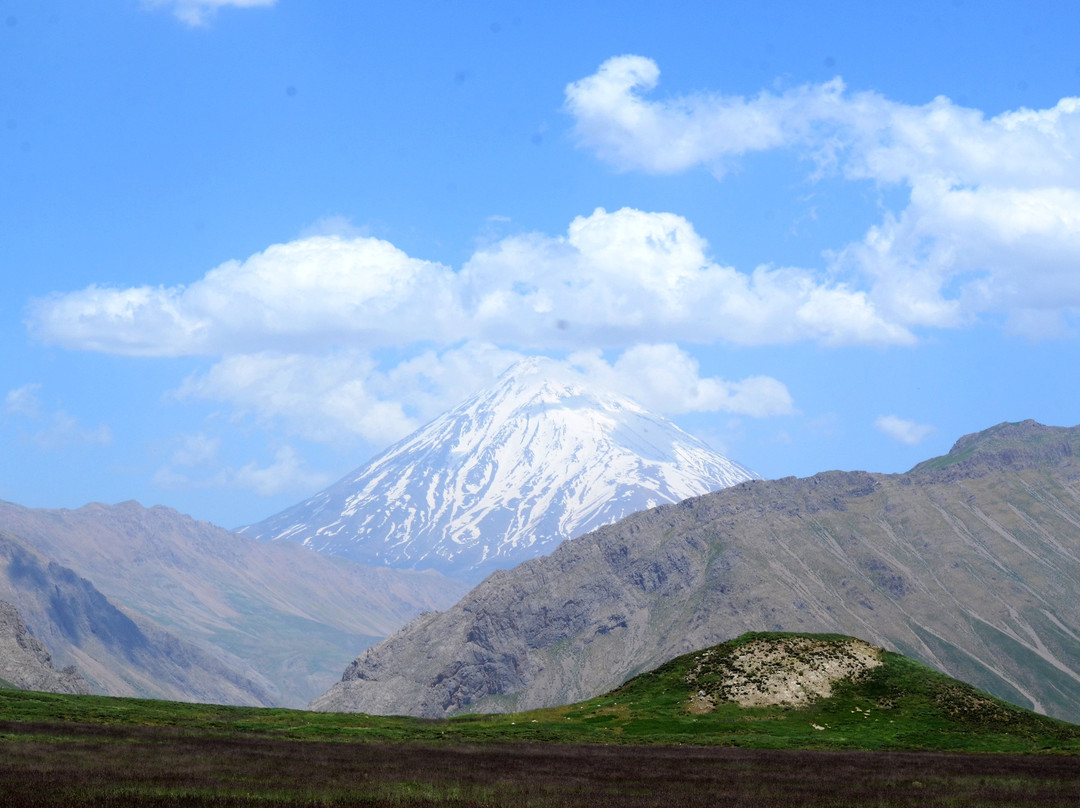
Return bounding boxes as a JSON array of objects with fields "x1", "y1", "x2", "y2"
[
  {"x1": 3, "y1": 633, "x2": 1079, "y2": 806},
  {"x1": 555, "y1": 631, "x2": 1080, "y2": 752},
  {"x1": 3, "y1": 632, "x2": 1078, "y2": 753}
]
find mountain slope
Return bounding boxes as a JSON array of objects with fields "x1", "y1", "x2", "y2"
[
  {"x1": 0, "y1": 500, "x2": 469, "y2": 707},
  {"x1": 312, "y1": 420, "x2": 1080, "y2": 724},
  {"x1": 0, "y1": 598, "x2": 90, "y2": 695},
  {"x1": 0, "y1": 532, "x2": 274, "y2": 704},
  {"x1": 242, "y1": 357, "x2": 757, "y2": 580}
]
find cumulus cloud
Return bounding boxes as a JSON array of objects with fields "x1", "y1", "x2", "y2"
[
  {"x1": 567, "y1": 344, "x2": 794, "y2": 417},
  {"x1": 564, "y1": 54, "x2": 854, "y2": 175},
  {"x1": 43, "y1": 59, "x2": 1068, "y2": 360},
  {"x1": 875, "y1": 415, "x2": 935, "y2": 446},
  {"x1": 460, "y1": 206, "x2": 909, "y2": 347},
  {"x1": 230, "y1": 447, "x2": 333, "y2": 497},
  {"x1": 175, "y1": 350, "x2": 416, "y2": 446},
  {"x1": 173, "y1": 342, "x2": 793, "y2": 451},
  {"x1": 566, "y1": 55, "x2": 1080, "y2": 335},
  {"x1": 142, "y1": 0, "x2": 276, "y2": 26},
  {"x1": 372, "y1": 343, "x2": 529, "y2": 425},
  {"x1": 29, "y1": 235, "x2": 462, "y2": 357},
  {"x1": 29, "y1": 208, "x2": 910, "y2": 357},
  {"x1": 175, "y1": 343, "x2": 533, "y2": 451}
]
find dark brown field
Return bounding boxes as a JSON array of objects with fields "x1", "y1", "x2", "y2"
[{"x1": 2, "y1": 721, "x2": 1080, "y2": 807}]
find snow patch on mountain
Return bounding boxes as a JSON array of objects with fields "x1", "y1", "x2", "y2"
[{"x1": 240, "y1": 358, "x2": 758, "y2": 580}]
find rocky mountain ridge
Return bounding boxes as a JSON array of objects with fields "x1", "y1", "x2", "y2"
[
  {"x1": 242, "y1": 358, "x2": 757, "y2": 581},
  {"x1": 312, "y1": 420, "x2": 1080, "y2": 724}
]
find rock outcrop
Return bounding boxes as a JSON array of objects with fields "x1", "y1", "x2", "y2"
[
  {"x1": 0, "y1": 598, "x2": 90, "y2": 694},
  {"x1": 684, "y1": 635, "x2": 882, "y2": 709}
]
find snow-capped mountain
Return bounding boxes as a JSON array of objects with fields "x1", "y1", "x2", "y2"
[{"x1": 239, "y1": 358, "x2": 759, "y2": 580}]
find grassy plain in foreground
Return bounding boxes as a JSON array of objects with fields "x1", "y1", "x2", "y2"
[
  {"x1": 2, "y1": 632, "x2": 1079, "y2": 805},
  {"x1": 4, "y1": 724, "x2": 1080, "y2": 807}
]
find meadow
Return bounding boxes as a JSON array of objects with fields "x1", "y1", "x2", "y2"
[
  {"x1": 4, "y1": 716, "x2": 1080, "y2": 807},
  {"x1": 4, "y1": 633, "x2": 1080, "y2": 806}
]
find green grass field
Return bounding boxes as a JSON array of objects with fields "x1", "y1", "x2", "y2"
[{"x1": 3, "y1": 632, "x2": 1079, "y2": 806}]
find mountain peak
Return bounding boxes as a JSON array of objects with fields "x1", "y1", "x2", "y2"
[
  {"x1": 242, "y1": 362, "x2": 758, "y2": 580},
  {"x1": 479, "y1": 357, "x2": 592, "y2": 405},
  {"x1": 910, "y1": 420, "x2": 1078, "y2": 477},
  {"x1": 484, "y1": 357, "x2": 626, "y2": 408},
  {"x1": 501, "y1": 355, "x2": 558, "y2": 377}
]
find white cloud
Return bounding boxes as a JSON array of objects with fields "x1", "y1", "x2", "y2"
[
  {"x1": 170, "y1": 433, "x2": 221, "y2": 468},
  {"x1": 29, "y1": 235, "x2": 462, "y2": 357},
  {"x1": 143, "y1": 0, "x2": 276, "y2": 27},
  {"x1": 154, "y1": 446, "x2": 332, "y2": 497},
  {"x1": 5, "y1": 384, "x2": 41, "y2": 418},
  {"x1": 173, "y1": 342, "x2": 793, "y2": 452},
  {"x1": 567, "y1": 344, "x2": 794, "y2": 417},
  {"x1": 566, "y1": 55, "x2": 1080, "y2": 335},
  {"x1": 462, "y1": 207, "x2": 910, "y2": 347},
  {"x1": 41, "y1": 61, "x2": 1070, "y2": 361},
  {"x1": 175, "y1": 350, "x2": 416, "y2": 447},
  {"x1": 846, "y1": 180, "x2": 1080, "y2": 333},
  {"x1": 564, "y1": 54, "x2": 853, "y2": 175},
  {"x1": 231, "y1": 447, "x2": 331, "y2": 497},
  {"x1": 875, "y1": 415, "x2": 935, "y2": 446},
  {"x1": 373, "y1": 343, "x2": 528, "y2": 424},
  {"x1": 175, "y1": 343, "x2": 528, "y2": 450},
  {"x1": 29, "y1": 208, "x2": 910, "y2": 357}
]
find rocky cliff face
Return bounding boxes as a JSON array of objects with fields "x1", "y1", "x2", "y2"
[
  {"x1": 0, "y1": 598, "x2": 90, "y2": 694},
  {"x1": 312, "y1": 420, "x2": 1080, "y2": 724}
]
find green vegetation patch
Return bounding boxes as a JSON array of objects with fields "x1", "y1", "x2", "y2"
[
  {"x1": 2, "y1": 631, "x2": 1079, "y2": 756},
  {"x1": 573, "y1": 632, "x2": 1080, "y2": 753},
  {"x1": 3, "y1": 632, "x2": 1080, "y2": 806}
]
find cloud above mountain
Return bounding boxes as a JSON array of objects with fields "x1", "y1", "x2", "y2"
[
  {"x1": 172, "y1": 342, "x2": 795, "y2": 451},
  {"x1": 27, "y1": 206, "x2": 907, "y2": 358},
  {"x1": 35, "y1": 44, "x2": 1080, "y2": 362},
  {"x1": 875, "y1": 415, "x2": 936, "y2": 446},
  {"x1": 25, "y1": 53, "x2": 1080, "y2": 496},
  {"x1": 566, "y1": 55, "x2": 1080, "y2": 337},
  {"x1": 566, "y1": 345, "x2": 794, "y2": 418}
]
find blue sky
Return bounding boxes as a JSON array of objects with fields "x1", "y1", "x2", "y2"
[{"x1": 3, "y1": 0, "x2": 1080, "y2": 528}]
